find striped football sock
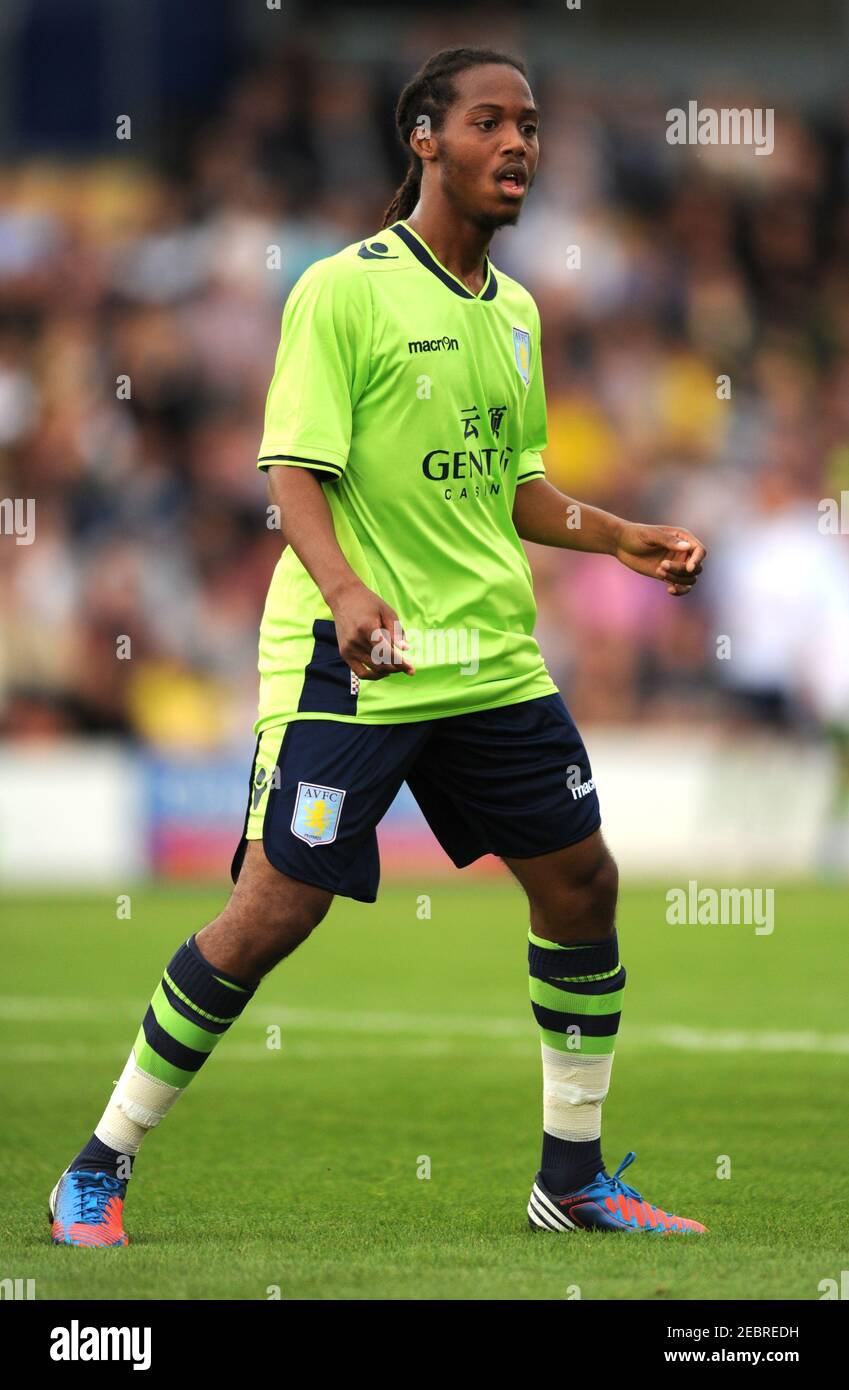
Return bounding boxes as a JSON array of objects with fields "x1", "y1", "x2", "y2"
[
  {"x1": 69, "y1": 935, "x2": 256, "y2": 1179},
  {"x1": 528, "y1": 929, "x2": 626, "y2": 1195}
]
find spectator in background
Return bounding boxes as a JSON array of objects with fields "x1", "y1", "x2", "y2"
[{"x1": 2, "y1": 53, "x2": 849, "y2": 754}]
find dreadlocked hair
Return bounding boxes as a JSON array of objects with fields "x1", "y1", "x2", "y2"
[{"x1": 381, "y1": 46, "x2": 528, "y2": 228}]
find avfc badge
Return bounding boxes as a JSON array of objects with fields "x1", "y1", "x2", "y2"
[
  {"x1": 512, "y1": 326, "x2": 531, "y2": 386},
  {"x1": 291, "y1": 782, "x2": 346, "y2": 848}
]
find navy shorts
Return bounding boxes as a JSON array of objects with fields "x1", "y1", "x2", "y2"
[{"x1": 231, "y1": 692, "x2": 601, "y2": 903}]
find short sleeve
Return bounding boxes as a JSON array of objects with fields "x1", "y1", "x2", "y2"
[
  {"x1": 257, "y1": 257, "x2": 372, "y2": 480},
  {"x1": 516, "y1": 303, "x2": 547, "y2": 485}
]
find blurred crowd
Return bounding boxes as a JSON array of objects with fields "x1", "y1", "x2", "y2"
[{"x1": 3, "y1": 47, "x2": 849, "y2": 754}]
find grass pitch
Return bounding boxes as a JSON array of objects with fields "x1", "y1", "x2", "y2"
[{"x1": 1, "y1": 878, "x2": 847, "y2": 1300}]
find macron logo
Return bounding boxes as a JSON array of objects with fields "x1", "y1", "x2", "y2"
[
  {"x1": 408, "y1": 336, "x2": 459, "y2": 354},
  {"x1": 570, "y1": 777, "x2": 596, "y2": 801},
  {"x1": 50, "y1": 1321, "x2": 151, "y2": 1371},
  {"x1": 357, "y1": 240, "x2": 398, "y2": 260}
]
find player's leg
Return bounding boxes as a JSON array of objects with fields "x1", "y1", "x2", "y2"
[
  {"x1": 502, "y1": 829, "x2": 621, "y2": 1196},
  {"x1": 51, "y1": 716, "x2": 427, "y2": 1246},
  {"x1": 508, "y1": 834, "x2": 705, "y2": 1231},
  {"x1": 49, "y1": 843, "x2": 330, "y2": 1247},
  {"x1": 197, "y1": 841, "x2": 332, "y2": 981},
  {"x1": 407, "y1": 693, "x2": 706, "y2": 1233},
  {"x1": 407, "y1": 694, "x2": 616, "y2": 1186}
]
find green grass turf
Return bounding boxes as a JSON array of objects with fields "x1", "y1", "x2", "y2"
[{"x1": 1, "y1": 879, "x2": 847, "y2": 1300}]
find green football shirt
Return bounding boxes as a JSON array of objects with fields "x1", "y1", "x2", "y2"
[{"x1": 255, "y1": 218, "x2": 558, "y2": 730}]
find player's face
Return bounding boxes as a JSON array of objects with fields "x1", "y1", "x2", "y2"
[{"x1": 435, "y1": 64, "x2": 540, "y2": 230}]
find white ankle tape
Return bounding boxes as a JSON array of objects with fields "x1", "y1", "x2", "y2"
[
  {"x1": 95, "y1": 1050, "x2": 183, "y2": 1152},
  {"x1": 541, "y1": 1044, "x2": 614, "y2": 1142},
  {"x1": 119, "y1": 1065, "x2": 182, "y2": 1127},
  {"x1": 95, "y1": 1109, "x2": 144, "y2": 1156}
]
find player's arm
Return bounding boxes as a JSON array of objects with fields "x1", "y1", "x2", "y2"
[
  {"x1": 515, "y1": 303, "x2": 704, "y2": 595},
  {"x1": 512, "y1": 476, "x2": 706, "y2": 596},
  {"x1": 267, "y1": 465, "x2": 413, "y2": 678},
  {"x1": 261, "y1": 260, "x2": 412, "y2": 678}
]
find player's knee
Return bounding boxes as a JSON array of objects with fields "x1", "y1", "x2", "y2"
[
  {"x1": 237, "y1": 900, "x2": 325, "y2": 980},
  {"x1": 590, "y1": 850, "x2": 619, "y2": 922},
  {"x1": 530, "y1": 845, "x2": 618, "y2": 934},
  {"x1": 205, "y1": 880, "x2": 330, "y2": 981},
  {"x1": 258, "y1": 894, "x2": 328, "y2": 954},
  {"x1": 570, "y1": 849, "x2": 618, "y2": 925}
]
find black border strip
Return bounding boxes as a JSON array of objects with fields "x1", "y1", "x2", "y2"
[
  {"x1": 388, "y1": 222, "x2": 498, "y2": 301},
  {"x1": 259, "y1": 454, "x2": 344, "y2": 477}
]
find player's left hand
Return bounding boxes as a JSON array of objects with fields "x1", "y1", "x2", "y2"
[{"x1": 615, "y1": 524, "x2": 707, "y2": 596}]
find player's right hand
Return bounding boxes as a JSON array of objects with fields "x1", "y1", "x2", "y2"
[{"x1": 329, "y1": 581, "x2": 415, "y2": 680}]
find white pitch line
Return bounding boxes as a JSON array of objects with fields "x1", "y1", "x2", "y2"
[
  {"x1": 643, "y1": 1025, "x2": 849, "y2": 1054},
  {"x1": 0, "y1": 998, "x2": 848, "y2": 1054},
  {"x1": 0, "y1": 1040, "x2": 462, "y2": 1063},
  {"x1": 0, "y1": 998, "x2": 525, "y2": 1036}
]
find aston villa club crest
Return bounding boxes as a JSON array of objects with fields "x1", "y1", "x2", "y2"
[
  {"x1": 512, "y1": 326, "x2": 531, "y2": 386},
  {"x1": 290, "y1": 782, "x2": 346, "y2": 847}
]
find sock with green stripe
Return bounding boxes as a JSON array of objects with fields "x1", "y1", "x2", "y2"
[
  {"x1": 68, "y1": 935, "x2": 256, "y2": 1178},
  {"x1": 528, "y1": 928, "x2": 626, "y2": 1196}
]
